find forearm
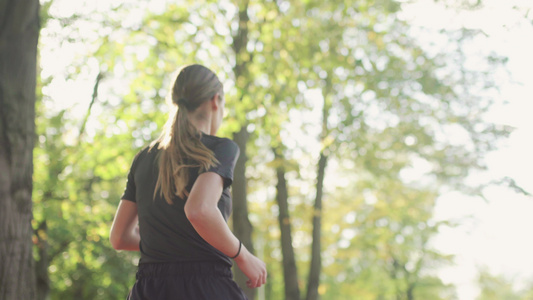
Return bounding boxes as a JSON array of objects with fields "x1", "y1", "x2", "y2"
[
  {"x1": 188, "y1": 207, "x2": 267, "y2": 289},
  {"x1": 187, "y1": 206, "x2": 241, "y2": 258},
  {"x1": 110, "y1": 199, "x2": 141, "y2": 251},
  {"x1": 184, "y1": 171, "x2": 266, "y2": 288},
  {"x1": 117, "y1": 226, "x2": 141, "y2": 251}
]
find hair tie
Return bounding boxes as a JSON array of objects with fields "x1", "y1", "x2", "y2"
[
  {"x1": 177, "y1": 98, "x2": 188, "y2": 109},
  {"x1": 230, "y1": 241, "x2": 242, "y2": 259}
]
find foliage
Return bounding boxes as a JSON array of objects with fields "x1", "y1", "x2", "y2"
[
  {"x1": 33, "y1": 97, "x2": 142, "y2": 299},
  {"x1": 476, "y1": 269, "x2": 533, "y2": 300}
]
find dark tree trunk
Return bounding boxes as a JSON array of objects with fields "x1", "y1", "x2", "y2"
[
  {"x1": 305, "y1": 74, "x2": 332, "y2": 300},
  {"x1": 305, "y1": 153, "x2": 327, "y2": 300},
  {"x1": 406, "y1": 284, "x2": 414, "y2": 300},
  {"x1": 274, "y1": 149, "x2": 301, "y2": 300},
  {"x1": 0, "y1": 0, "x2": 40, "y2": 299},
  {"x1": 230, "y1": 1, "x2": 256, "y2": 299},
  {"x1": 34, "y1": 221, "x2": 49, "y2": 300},
  {"x1": 232, "y1": 126, "x2": 255, "y2": 299}
]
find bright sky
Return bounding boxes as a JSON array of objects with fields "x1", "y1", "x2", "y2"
[{"x1": 401, "y1": 0, "x2": 533, "y2": 299}]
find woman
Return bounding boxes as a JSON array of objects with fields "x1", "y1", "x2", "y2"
[{"x1": 110, "y1": 64, "x2": 267, "y2": 299}]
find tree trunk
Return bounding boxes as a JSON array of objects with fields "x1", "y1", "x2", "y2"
[
  {"x1": 305, "y1": 73, "x2": 333, "y2": 300},
  {"x1": 305, "y1": 153, "x2": 327, "y2": 300},
  {"x1": 0, "y1": 0, "x2": 40, "y2": 299},
  {"x1": 274, "y1": 149, "x2": 301, "y2": 300},
  {"x1": 232, "y1": 126, "x2": 255, "y2": 299},
  {"x1": 406, "y1": 284, "x2": 414, "y2": 300},
  {"x1": 230, "y1": 1, "x2": 256, "y2": 298},
  {"x1": 34, "y1": 221, "x2": 49, "y2": 300}
]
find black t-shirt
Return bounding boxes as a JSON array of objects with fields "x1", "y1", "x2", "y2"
[{"x1": 120, "y1": 134, "x2": 240, "y2": 266}]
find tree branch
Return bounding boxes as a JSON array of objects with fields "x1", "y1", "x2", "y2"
[{"x1": 78, "y1": 71, "x2": 103, "y2": 143}]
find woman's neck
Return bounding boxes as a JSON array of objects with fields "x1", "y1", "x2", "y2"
[{"x1": 189, "y1": 114, "x2": 213, "y2": 135}]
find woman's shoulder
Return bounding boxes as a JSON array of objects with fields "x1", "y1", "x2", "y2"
[
  {"x1": 201, "y1": 134, "x2": 239, "y2": 156},
  {"x1": 132, "y1": 142, "x2": 160, "y2": 163},
  {"x1": 201, "y1": 134, "x2": 237, "y2": 147}
]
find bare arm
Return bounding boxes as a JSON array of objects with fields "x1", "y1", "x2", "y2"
[
  {"x1": 110, "y1": 199, "x2": 140, "y2": 251},
  {"x1": 185, "y1": 172, "x2": 267, "y2": 288}
]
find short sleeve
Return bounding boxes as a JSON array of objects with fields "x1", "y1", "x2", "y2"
[
  {"x1": 205, "y1": 138, "x2": 240, "y2": 189},
  {"x1": 120, "y1": 151, "x2": 142, "y2": 202}
]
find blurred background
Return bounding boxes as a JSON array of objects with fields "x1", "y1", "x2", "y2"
[{"x1": 33, "y1": 0, "x2": 532, "y2": 299}]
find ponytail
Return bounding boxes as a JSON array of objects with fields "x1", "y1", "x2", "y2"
[{"x1": 151, "y1": 65, "x2": 222, "y2": 204}]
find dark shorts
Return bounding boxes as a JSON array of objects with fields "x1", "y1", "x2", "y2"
[{"x1": 127, "y1": 261, "x2": 248, "y2": 300}]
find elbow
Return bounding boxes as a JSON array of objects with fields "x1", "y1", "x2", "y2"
[
  {"x1": 184, "y1": 203, "x2": 210, "y2": 226},
  {"x1": 110, "y1": 232, "x2": 125, "y2": 250}
]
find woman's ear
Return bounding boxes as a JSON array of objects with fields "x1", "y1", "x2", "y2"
[{"x1": 211, "y1": 94, "x2": 220, "y2": 111}]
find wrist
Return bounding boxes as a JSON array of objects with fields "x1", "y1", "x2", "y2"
[
  {"x1": 229, "y1": 240, "x2": 242, "y2": 259},
  {"x1": 233, "y1": 244, "x2": 249, "y2": 263}
]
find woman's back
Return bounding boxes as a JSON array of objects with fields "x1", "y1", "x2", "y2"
[{"x1": 123, "y1": 134, "x2": 239, "y2": 265}]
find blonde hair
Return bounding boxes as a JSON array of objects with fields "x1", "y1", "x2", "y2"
[{"x1": 151, "y1": 64, "x2": 224, "y2": 204}]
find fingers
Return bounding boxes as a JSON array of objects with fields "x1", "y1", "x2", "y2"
[
  {"x1": 239, "y1": 256, "x2": 267, "y2": 289},
  {"x1": 246, "y1": 278, "x2": 258, "y2": 288},
  {"x1": 246, "y1": 268, "x2": 267, "y2": 288},
  {"x1": 260, "y1": 262, "x2": 267, "y2": 286},
  {"x1": 247, "y1": 278, "x2": 261, "y2": 289}
]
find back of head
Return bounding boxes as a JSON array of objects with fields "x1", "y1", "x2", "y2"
[
  {"x1": 153, "y1": 64, "x2": 223, "y2": 204},
  {"x1": 172, "y1": 64, "x2": 223, "y2": 111}
]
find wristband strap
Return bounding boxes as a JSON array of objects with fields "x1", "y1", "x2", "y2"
[{"x1": 230, "y1": 241, "x2": 242, "y2": 259}]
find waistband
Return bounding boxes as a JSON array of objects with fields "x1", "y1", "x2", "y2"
[{"x1": 136, "y1": 261, "x2": 233, "y2": 279}]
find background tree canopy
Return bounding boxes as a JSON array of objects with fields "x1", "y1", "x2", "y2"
[{"x1": 25, "y1": 0, "x2": 532, "y2": 299}]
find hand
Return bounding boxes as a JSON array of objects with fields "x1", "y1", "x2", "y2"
[{"x1": 234, "y1": 245, "x2": 267, "y2": 289}]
